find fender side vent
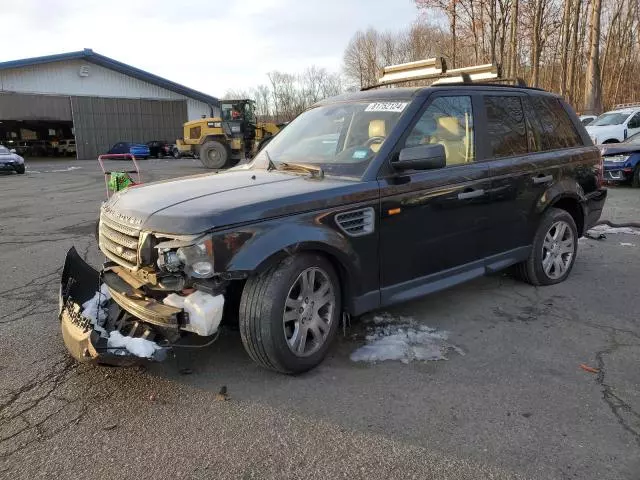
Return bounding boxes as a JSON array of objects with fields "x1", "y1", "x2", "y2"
[{"x1": 335, "y1": 207, "x2": 375, "y2": 237}]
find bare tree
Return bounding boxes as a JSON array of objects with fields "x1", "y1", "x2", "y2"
[{"x1": 584, "y1": 0, "x2": 603, "y2": 113}]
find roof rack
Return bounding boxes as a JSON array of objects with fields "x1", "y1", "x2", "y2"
[
  {"x1": 613, "y1": 102, "x2": 640, "y2": 110},
  {"x1": 362, "y1": 58, "x2": 527, "y2": 90}
]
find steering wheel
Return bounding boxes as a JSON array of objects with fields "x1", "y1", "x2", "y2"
[{"x1": 364, "y1": 136, "x2": 385, "y2": 148}]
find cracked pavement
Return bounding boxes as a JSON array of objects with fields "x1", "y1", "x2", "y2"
[{"x1": 1, "y1": 159, "x2": 639, "y2": 479}]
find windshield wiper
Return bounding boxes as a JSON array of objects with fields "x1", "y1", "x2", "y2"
[
  {"x1": 264, "y1": 149, "x2": 277, "y2": 171},
  {"x1": 276, "y1": 162, "x2": 324, "y2": 178}
]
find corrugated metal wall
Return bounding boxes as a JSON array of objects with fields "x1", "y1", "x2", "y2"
[
  {"x1": 71, "y1": 97, "x2": 187, "y2": 159},
  {"x1": 0, "y1": 59, "x2": 213, "y2": 121},
  {"x1": 0, "y1": 92, "x2": 72, "y2": 120}
]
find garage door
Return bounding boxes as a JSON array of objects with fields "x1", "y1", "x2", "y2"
[
  {"x1": 0, "y1": 92, "x2": 72, "y2": 121},
  {"x1": 71, "y1": 97, "x2": 187, "y2": 159}
]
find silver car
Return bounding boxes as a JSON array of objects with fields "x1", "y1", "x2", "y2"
[{"x1": 0, "y1": 145, "x2": 26, "y2": 174}]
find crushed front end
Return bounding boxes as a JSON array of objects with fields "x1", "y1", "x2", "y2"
[{"x1": 60, "y1": 204, "x2": 227, "y2": 366}]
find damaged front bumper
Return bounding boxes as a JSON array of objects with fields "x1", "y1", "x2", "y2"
[{"x1": 60, "y1": 247, "x2": 172, "y2": 366}]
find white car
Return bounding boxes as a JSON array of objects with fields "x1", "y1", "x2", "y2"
[
  {"x1": 58, "y1": 139, "x2": 76, "y2": 156},
  {"x1": 585, "y1": 106, "x2": 640, "y2": 144},
  {"x1": 579, "y1": 115, "x2": 597, "y2": 126}
]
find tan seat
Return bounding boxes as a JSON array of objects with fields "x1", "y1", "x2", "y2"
[
  {"x1": 368, "y1": 119, "x2": 386, "y2": 153},
  {"x1": 434, "y1": 116, "x2": 467, "y2": 165}
]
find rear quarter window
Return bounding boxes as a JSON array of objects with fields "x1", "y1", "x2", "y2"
[
  {"x1": 527, "y1": 96, "x2": 583, "y2": 151},
  {"x1": 483, "y1": 96, "x2": 528, "y2": 158}
]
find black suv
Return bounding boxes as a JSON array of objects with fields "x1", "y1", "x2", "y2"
[{"x1": 60, "y1": 85, "x2": 606, "y2": 374}]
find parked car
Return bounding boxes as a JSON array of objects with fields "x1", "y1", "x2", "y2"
[
  {"x1": 60, "y1": 83, "x2": 606, "y2": 374},
  {"x1": 57, "y1": 139, "x2": 76, "y2": 156},
  {"x1": 0, "y1": 145, "x2": 25, "y2": 174},
  {"x1": 600, "y1": 131, "x2": 640, "y2": 187},
  {"x1": 579, "y1": 115, "x2": 597, "y2": 126},
  {"x1": 585, "y1": 105, "x2": 640, "y2": 144},
  {"x1": 146, "y1": 140, "x2": 173, "y2": 158},
  {"x1": 106, "y1": 142, "x2": 150, "y2": 159}
]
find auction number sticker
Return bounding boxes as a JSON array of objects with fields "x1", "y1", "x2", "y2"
[{"x1": 365, "y1": 102, "x2": 408, "y2": 113}]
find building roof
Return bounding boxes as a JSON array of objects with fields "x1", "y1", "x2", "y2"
[{"x1": 0, "y1": 49, "x2": 219, "y2": 106}]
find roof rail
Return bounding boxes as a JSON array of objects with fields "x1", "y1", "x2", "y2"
[
  {"x1": 361, "y1": 58, "x2": 521, "y2": 90},
  {"x1": 613, "y1": 102, "x2": 640, "y2": 110}
]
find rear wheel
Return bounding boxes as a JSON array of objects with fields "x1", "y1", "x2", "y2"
[
  {"x1": 239, "y1": 254, "x2": 341, "y2": 374},
  {"x1": 515, "y1": 208, "x2": 578, "y2": 286},
  {"x1": 199, "y1": 141, "x2": 229, "y2": 169}
]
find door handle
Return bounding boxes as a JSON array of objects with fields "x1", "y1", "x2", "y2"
[
  {"x1": 532, "y1": 174, "x2": 553, "y2": 184},
  {"x1": 458, "y1": 189, "x2": 485, "y2": 200}
]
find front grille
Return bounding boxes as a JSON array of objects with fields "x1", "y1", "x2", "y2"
[{"x1": 99, "y1": 210, "x2": 141, "y2": 270}]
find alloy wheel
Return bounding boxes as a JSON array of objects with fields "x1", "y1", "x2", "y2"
[
  {"x1": 541, "y1": 220, "x2": 575, "y2": 280},
  {"x1": 282, "y1": 267, "x2": 335, "y2": 357}
]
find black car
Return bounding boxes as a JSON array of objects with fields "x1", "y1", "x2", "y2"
[
  {"x1": 60, "y1": 83, "x2": 606, "y2": 374},
  {"x1": 146, "y1": 140, "x2": 174, "y2": 159}
]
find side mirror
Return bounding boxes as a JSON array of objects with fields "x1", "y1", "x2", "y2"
[
  {"x1": 393, "y1": 144, "x2": 446, "y2": 171},
  {"x1": 9, "y1": 149, "x2": 16, "y2": 154}
]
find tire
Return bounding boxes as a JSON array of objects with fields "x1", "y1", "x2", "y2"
[
  {"x1": 632, "y1": 165, "x2": 640, "y2": 188},
  {"x1": 16, "y1": 165, "x2": 25, "y2": 174},
  {"x1": 172, "y1": 148, "x2": 181, "y2": 159},
  {"x1": 515, "y1": 207, "x2": 578, "y2": 286},
  {"x1": 239, "y1": 253, "x2": 341, "y2": 374},
  {"x1": 199, "y1": 141, "x2": 229, "y2": 169}
]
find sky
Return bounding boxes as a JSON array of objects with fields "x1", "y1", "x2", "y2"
[{"x1": 1, "y1": 0, "x2": 419, "y2": 97}]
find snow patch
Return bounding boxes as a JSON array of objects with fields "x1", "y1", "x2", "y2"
[
  {"x1": 107, "y1": 331, "x2": 161, "y2": 358},
  {"x1": 351, "y1": 313, "x2": 463, "y2": 364},
  {"x1": 47, "y1": 166, "x2": 83, "y2": 173},
  {"x1": 620, "y1": 242, "x2": 636, "y2": 247},
  {"x1": 587, "y1": 225, "x2": 640, "y2": 236},
  {"x1": 81, "y1": 283, "x2": 111, "y2": 338}
]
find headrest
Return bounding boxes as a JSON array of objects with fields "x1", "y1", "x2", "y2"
[
  {"x1": 369, "y1": 119, "x2": 386, "y2": 138},
  {"x1": 437, "y1": 116, "x2": 461, "y2": 139}
]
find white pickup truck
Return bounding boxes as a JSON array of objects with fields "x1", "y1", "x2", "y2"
[{"x1": 586, "y1": 105, "x2": 640, "y2": 144}]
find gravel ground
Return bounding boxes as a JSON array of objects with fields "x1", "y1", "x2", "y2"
[{"x1": 1, "y1": 159, "x2": 639, "y2": 479}]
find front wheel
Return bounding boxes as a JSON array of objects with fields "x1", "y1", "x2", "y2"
[
  {"x1": 515, "y1": 208, "x2": 578, "y2": 286},
  {"x1": 239, "y1": 254, "x2": 341, "y2": 374},
  {"x1": 16, "y1": 165, "x2": 25, "y2": 174},
  {"x1": 199, "y1": 141, "x2": 229, "y2": 169},
  {"x1": 632, "y1": 165, "x2": 640, "y2": 188}
]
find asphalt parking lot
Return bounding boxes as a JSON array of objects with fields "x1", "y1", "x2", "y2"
[{"x1": 1, "y1": 158, "x2": 639, "y2": 479}]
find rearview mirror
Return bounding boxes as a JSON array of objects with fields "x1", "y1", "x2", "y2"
[{"x1": 393, "y1": 144, "x2": 446, "y2": 171}]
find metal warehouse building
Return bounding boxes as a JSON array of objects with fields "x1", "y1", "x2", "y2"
[{"x1": 0, "y1": 49, "x2": 219, "y2": 159}]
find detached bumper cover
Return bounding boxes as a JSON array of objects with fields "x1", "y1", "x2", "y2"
[{"x1": 59, "y1": 247, "x2": 167, "y2": 366}]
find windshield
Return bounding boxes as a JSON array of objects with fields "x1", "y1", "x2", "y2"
[
  {"x1": 0, "y1": 146, "x2": 9, "y2": 154},
  {"x1": 623, "y1": 132, "x2": 640, "y2": 145},
  {"x1": 252, "y1": 100, "x2": 410, "y2": 178},
  {"x1": 591, "y1": 112, "x2": 631, "y2": 126}
]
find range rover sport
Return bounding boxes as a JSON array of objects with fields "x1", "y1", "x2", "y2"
[{"x1": 60, "y1": 83, "x2": 607, "y2": 374}]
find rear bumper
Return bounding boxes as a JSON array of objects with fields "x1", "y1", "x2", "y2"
[
  {"x1": 584, "y1": 188, "x2": 607, "y2": 231},
  {"x1": 59, "y1": 247, "x2": 168, "y2": 366}
]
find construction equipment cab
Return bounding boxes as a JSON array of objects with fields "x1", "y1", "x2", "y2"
[{"x1": 175, "y1": 99, "x2": 280, "y2": 169}]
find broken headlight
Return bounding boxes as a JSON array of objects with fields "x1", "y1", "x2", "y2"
[{"x1": 156, "y1": 235, "x2": 215, "y2": 279}]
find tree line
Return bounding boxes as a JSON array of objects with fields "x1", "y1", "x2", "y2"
[{"x1": 235, "y1": 0, "x2": 636, "y2": 121}]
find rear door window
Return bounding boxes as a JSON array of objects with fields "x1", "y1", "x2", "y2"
[
  {"x1": 527, "y1": 96, "x2": 583, "y2": 150},
  {"x1": 483, "y1": 96, "x2": 528, "y2": 158}
]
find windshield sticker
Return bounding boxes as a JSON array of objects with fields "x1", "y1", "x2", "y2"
[
  {"x1": 353, "y1": 150, "x2": 368, "y2": 159},
  {"x1": 365, "y1": 102, "x2": 408, "y2": 113}
]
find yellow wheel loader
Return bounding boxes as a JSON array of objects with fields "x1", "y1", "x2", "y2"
[{"x1": 175, "y1": 99, "x2": 281, "y2": 169}]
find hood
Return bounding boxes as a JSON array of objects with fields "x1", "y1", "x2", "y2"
[
  {"x1": 105, "y1": 168, "x2": 374, "y2": 234},
  {"x1": 599, "y1": 144, "x2": 640, "y2": 157},
  {"x1": 585, "y1": 124, "x2": 622, "y2": 140}
]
